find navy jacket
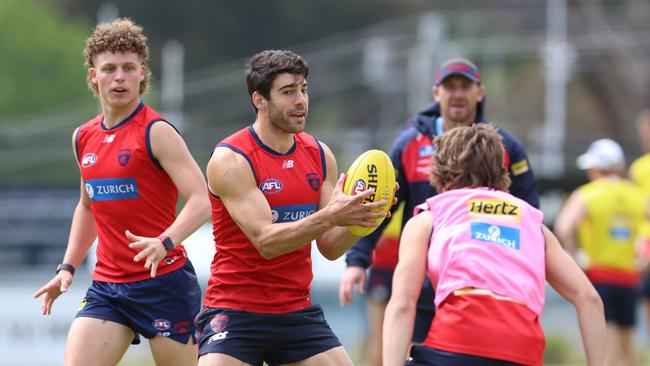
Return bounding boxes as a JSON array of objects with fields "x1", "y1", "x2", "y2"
[{"x1": 345, "y1": 101, "x2": 540, "y2": 268}]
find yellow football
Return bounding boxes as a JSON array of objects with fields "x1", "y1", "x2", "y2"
[{"x1": 342, "y1": 149, "x2": 396, "y2": 236}]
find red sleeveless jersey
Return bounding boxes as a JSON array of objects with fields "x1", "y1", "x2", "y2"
[
  {"x1": 204, "y1": 126, "x2": 326, "y2": 313},
  {"x1": 76, "y1": 101, "x2": 187, "y2": 283}
]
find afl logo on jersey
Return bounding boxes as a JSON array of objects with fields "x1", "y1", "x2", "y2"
[
  {"x1": 81, "y1": 153, "x2": 97, "y2": 168},
  {"x1": 260, "y1": 178, "x2": 283, "y2": 194},
  {"x1": 118, "y1": 148, "x2": 131, "y2": 167}
]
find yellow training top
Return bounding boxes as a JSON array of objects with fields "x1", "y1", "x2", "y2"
[
  {"x1": 630, "y1": 153, "x2": 650, "y2": 193},
  {"x1": 629, "y1": 153, "x2": 650, "y2": 240},
  {"x1": 578, "y1": 178, "x2": 647, "y2": 271}
]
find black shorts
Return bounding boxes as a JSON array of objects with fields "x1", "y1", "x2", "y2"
[
  {"x1": 195, "y1": 304, "x2": 341, "y2": 366},
  {"x1": 366, "y1": 268, "x2": 394, "y2": 303},
  {"x1": 641, "y1": 272, "x2": 650, "y2": 299},
  {"x1": 413, "y1": 277, "x2": 436, "y2": 343},
  {"x1": 407, "y1": 346, "x2": 523, "y2": 366},
  {"x1": 594, "y1": 283, "x2": 638, "y2": 327}
]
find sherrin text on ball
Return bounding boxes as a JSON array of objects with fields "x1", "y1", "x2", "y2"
[{"x1": 342, "y1": 149, "x2": 396, "y2": 236}]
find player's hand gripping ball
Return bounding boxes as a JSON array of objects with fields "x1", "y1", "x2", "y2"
[{"x1": 343, "y1": 150, "x2": 396, "y2": 236}]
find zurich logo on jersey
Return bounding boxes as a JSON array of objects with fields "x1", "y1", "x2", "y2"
[
  {"x1": 84, "y1": 178, "x2": 139, "y2": 201},
  {"x1": 271, "y1": 203, "x2": 318, "y2": 223},
  {"x1": 81, "y1": 153, "x2": 97, "y2": 168},
  {"x1": 260, "y1": 178, "x2": 283, "y2": 194},
  {"x1": 470, "y1": 221, "x2": 520, "y2": 250}
]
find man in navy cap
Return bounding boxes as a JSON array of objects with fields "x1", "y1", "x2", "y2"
[{"x1": 339, "y1": 57, "x2": 540, "y2": 346}]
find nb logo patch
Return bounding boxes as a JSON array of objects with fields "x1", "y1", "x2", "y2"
[{"x1": 207, "y1": 331, "x2": 229, "y2": 344}]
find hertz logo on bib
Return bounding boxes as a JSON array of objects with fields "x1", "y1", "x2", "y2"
[{"x1": 468, "y1": 199, "x2": 520, "y2": 222}]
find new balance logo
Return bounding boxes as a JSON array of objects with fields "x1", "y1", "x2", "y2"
[{"x1": 207, "y1": 331, "x2": 229, "y2": 344}]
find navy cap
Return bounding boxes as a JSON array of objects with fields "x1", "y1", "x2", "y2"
[{"x1": 435, "y1": 57, "x2": 481, "y2": 86}]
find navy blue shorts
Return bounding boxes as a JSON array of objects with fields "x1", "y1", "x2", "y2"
[
  {"x1": 407, "y1": 346, "x2": 523, "y2": 366},
  {"x1": 641, "y1": 272, "x2": 650, "y2": 299},
  {"x1": 195, "y1": 304, "x2": 341, "y2": 366},
  {"x1": 594, "y1": 283, "x2": 638, "y2": 327},
  {"x1": 76, "y1": 260, "x2": 201, "y2": 345},
  {"x1": 366, "y1": 268, "x2": 394, "y2": 302},
  {"x1": 413, "y1": 277, "x2": 436, "y2": 343}
]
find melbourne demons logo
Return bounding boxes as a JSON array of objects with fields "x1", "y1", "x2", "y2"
[
  {"x1": 153, "y1": 319, "x2": 171, "y2": 331},
  {"x1": 260, "y1": 178, "x2": 283, "y2": 194},
  {"x1": 210, "y1": 314, "x2": 229, "y2": 333},
  {"x1": 306, "y1": 172, "x2": 321, "y2": 192},
  {"x1": 118, "y1": 148, "x2": 131, "y2": 167},
  {"x1": 351, "y1": 179, "x2": 366, "y2": 195},
  {"x1": 81, "y1": 153, "x2": 97, "y2": 168}
]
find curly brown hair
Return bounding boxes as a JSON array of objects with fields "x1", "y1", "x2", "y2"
[
  {"x1": 430, "y1": 124, "x2": 511, "y2": 192},
  {"x1": 83, "y1": 18, "x2": 151, "y2": 96}
]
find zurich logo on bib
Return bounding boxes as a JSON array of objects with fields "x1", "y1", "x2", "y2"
[{"x1": 470, "y1": 221, "x2": 520, "y2": 250}]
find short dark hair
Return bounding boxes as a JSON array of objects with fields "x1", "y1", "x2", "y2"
[
  {"x1": 430, "y1": 124, "x2": 510, "y2": 192},
  {"x1": 245, "y1": 50, "x2": 309, "y2": 112}
]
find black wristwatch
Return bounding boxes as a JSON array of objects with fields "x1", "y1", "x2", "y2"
[
  {"x1": 56, "y1": 263, "x2": 76, "y2": 276},
  {"x1": 157, "y1": 235, "x2": 174, "y2": 251}
]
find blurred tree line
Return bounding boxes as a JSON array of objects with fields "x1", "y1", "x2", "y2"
[
  {"x1": 3, "y1": 0, "x2": 648, "y2": 190},
  {"x1": 56, "y1": 0, "x2": 434, "y2": 69},
  {"x1": 0, "y1": 0, "x2": 91, "y2": 117},
  {"x1": 2, "y1": 0, "x2": 444, "y2": 117}
]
